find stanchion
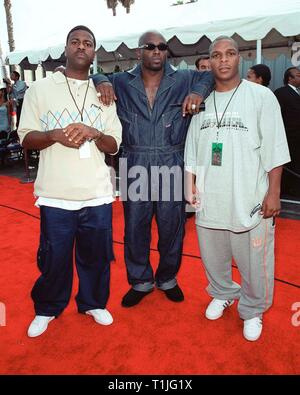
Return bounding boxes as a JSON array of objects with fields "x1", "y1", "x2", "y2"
[{"x1": 20, "y1": 148, "x2": 34, "y2": 184}]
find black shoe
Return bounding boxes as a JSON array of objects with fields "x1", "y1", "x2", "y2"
[
  {"x1": 121, "y1": 288, "x2": 153, "y2": 307},
  {"x1": 186, "y1": 212, "x2": 195, "y2": 219},
  {"x1": 163, "y1": 285, "x2": 184, "y2": 302}
]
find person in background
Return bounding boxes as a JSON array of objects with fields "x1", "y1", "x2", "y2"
[
  {"x1": 54, "y1": 65, "x2": 66, "y2": 74},
  {"x1": 0, "y1": 83, "x2": 11, "y2": 138},
  {"x1": 18, "y1": 25, "x2": 122, "y2": 338},
  {"x1": 93, "y1": 30, "x2": 214, "y2": 308},
  {"x1": 246, "y1": 64, "x2": 271, "y2": 87},
  {"x1": 185, "y1": 36, "x2": 290, "y2": 342},
  {"x1": 195, "y1": 55, "x2": 211, "y2": 71},
  {"x1": 6, "y1": 71, "x2": 27, "y2": 128},
  {"x1": 274, "y1": 67, "x2": 300, "y2": 197}
]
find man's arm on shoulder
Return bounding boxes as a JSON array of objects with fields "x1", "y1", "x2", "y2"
[
  {"x1": 189, "y1": 70, "x2": 215, "y2": 101},
  {"x1": 180, "y1": 70, "x2": 214, "y2": 116},
  {"x1": 91, "y1": 72, "x2": 111, "y2": 86},
  {"x1": 91, "y1": 73, "x2": 117, "y2": 106}
]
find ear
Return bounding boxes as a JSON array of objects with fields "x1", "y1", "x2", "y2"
[{"x1": 136, "y1": 48, "x2": 141, "y2": 60}]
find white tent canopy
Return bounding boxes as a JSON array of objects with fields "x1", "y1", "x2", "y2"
[{"x1": 6, "y1": 9, "x2": 300, "y2": 70}]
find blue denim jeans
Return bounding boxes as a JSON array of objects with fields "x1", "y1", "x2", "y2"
[
  {"x1": 32, "y1": 204, "x2": 114, "y2": 316},
  {"x1": 123, "y1": 199, "x2": 185, "y2": 290}
]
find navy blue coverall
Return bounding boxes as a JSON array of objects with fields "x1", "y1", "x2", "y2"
[{"x1": 93, "y1": 63, "x2": 214, "y2": 291}]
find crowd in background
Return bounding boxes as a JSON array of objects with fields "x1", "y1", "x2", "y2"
[
  {"x1": 1, "y1": 59, "x2": 299, "y2": 199},
  {"x1": 0, "y1": 71, "x2": 27, "y2": 149}
]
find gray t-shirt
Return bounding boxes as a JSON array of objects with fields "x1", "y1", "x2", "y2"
[{"x1": 184, "y1": 79, "x2": 290, "y2": 232}]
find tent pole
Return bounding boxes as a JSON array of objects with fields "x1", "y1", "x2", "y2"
[
  {"x1": 256, "y1": 39, "x2": 262, "y2": 63},
  {"x1": 93, "y1": 54, "x2": 98, "y2": 74}
]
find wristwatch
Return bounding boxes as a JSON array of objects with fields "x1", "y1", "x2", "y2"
[{"x1": 91, "y1": 130, "x2": 105, "y2": 143}]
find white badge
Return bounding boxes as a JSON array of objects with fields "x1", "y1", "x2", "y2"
[{"x1": 79, "y1": 141, "x2": 91, "y2": 159}]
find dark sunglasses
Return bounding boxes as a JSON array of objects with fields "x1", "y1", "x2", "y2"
[{"x1": 139, "y1": 43, "x2": 168, "y2": 51}]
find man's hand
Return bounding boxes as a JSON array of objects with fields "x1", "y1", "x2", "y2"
[
  {"x1": 260, "y1": 192, "x2": 281, "y2": 219},
  {"x1": 63, "y1": 123, "x2": 99, "y2": 145},
  {"x1": 50, "y1": 129, "x2": 83, "y2": 149},
  {"x1": 22, "y1": 127, "x2": 96, "y2": 151},
  {"x1": 96, "y1": 82, "x2": 117, "y2": 106},
  {"x1": 187, "y1": 182, "x2": 201, "y2": 209},
  {"x1": 182, "y1": 93, "x2": 203, "y2": 117},
  {"x1": 185, "y1": 171, "x2": 201, "y2": 209},
  {"x1": 261, "y1": 166, "x2": 283, "y2": 219}
]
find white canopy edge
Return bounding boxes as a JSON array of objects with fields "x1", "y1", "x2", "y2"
[{"x1": 6, "y1": 11, "x2": 300, "y2": 65}]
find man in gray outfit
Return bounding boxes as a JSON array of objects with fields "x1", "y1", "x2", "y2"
[{"x1": 184, "y1": 36, "x2": 290, "y2": 341}]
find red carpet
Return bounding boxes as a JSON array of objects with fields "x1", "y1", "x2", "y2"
[{"x1": 0, "y1": 175, "x2": 299, "y2": 374}]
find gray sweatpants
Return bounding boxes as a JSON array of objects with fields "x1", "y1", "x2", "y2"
[{"x1": 196, "y1": 218, "x2": 275, "y2": 320}]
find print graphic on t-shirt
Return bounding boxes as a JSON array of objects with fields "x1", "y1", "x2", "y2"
[{"x1": 200, "y1": 112, "x2": 248, "y2": 133}]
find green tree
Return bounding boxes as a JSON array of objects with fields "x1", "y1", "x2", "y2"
[
  {"x1": 4, "y1": 0, "x2": 15, "y2": 52},
  {"x1": 106, "y1": 0, "x2": 135, "y2": 16}
]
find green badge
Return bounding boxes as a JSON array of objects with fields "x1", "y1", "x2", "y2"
[{"x1": 211, "y1": 142, "x2": 223, "y2": 166}]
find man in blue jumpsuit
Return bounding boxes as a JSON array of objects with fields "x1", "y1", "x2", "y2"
[{"x1": 93, "y1": 31, "x2": 214, "y2": 307}]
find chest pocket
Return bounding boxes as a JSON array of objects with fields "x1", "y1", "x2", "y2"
[
  {"x1": 161, "y1": 108, "x2": 188, "y2": 146},
  {"x1": 117, "y1": 106, "x2": 138, "y2": 145}
]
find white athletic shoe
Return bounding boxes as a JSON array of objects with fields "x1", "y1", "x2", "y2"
[
  {"x1": 86, "y1": 309, "x2": 113, "y2": 326},
  {"x1": 205, "y1": 298, "x2": 234, "y2": 320},
  {"x1": 27, "y1": 315, "x2": 55, "y2": 338},
  {"x1": 243, "y1": 317, "x2": 263, "y2": 341}
]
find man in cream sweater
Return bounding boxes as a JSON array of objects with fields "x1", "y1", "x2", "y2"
[{"x1": 18, "y1": 26, "x2": 122, "y2": 338}]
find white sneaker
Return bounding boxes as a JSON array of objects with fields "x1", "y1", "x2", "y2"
[
  {"x1": 243, "y1": 317, "x2": 263, "y2": 341},
  {"x1": 205, "y1": 298, "x2": 234, "y2": 320},
  {"x1": 27, "y1": 315, "x2": 55, "y2": 338},
  {"x1": 86, "y1": 309, "x2": 113, "y2": 326}
]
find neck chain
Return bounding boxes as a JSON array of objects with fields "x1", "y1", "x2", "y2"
[
  {"x1": 213, "y1": 80, "x2": 242, "y2": 139},
  {"x1": 65, "y1": 75, "x2": 90, "y2": 122}
]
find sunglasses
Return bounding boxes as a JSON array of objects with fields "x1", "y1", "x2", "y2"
[{"x1": 139, "y1": 43, "x2": 168, "y2": 51}]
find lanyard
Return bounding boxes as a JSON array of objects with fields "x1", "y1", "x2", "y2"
[
  {"x1": 65, "y1": 75, "x2": 90, "y2": 122},
  {"x1": 213, "y1": 80, "x2": 241, "y2": 140}
]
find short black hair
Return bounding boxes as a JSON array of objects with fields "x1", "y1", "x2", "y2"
[
  {"x1": 283, "y1": 67, "x2": 298, "y2": 85},
  {"x1": 209, "y1": 36, "x2": 239, "y2": 55},
  {"x1": 195, "y1": 56, "x2": 209, "y2": 69},
  {"x1": 0, "y1": 88, "x2": 8, "y2": 101},
  {"x1": 11, "y1": 71, "x2": 20, "y2": 79},
  {"x1": 250, "y1": 64, "x2": 271, "y2": 87},
  {"x1": 66, "y1": 25, "x2": 96, "y2": 47}
]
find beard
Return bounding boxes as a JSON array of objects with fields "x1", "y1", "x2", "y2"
[{"x1": 143, "y1": 59, "x2": 165, "y2": 72}]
